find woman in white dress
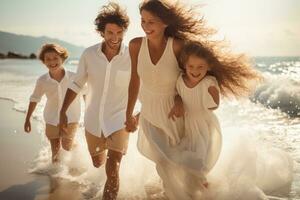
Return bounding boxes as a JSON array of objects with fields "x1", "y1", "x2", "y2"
[
  {"x1": 125, "y1": 0, "x2": 293, "y2": 199},
  {"x1": 125, "y1": 0, "x2": 215, "y2": 199}
]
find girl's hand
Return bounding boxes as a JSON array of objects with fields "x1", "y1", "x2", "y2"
[
  {"x1": 125, "y1": 116, "x2": 138, "y2": 132},
  {"x1": 168, "y1": 103, "x2": 185, "y2": 121},
  {"x1": 24, "y1": 119, "x2": 31, "y2": 133}
]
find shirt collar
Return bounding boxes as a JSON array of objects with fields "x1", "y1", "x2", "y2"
[
  {"x1": 97, "y1": 41, "x2": 125, "y2": 57},
  {"x1": 46, "y1": 68, "x2": 68, "y2": 82}
]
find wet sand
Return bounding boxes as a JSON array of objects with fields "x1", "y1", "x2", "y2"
[{"x1": 0, "y1": 99, "x2": 83, "y2": 200}]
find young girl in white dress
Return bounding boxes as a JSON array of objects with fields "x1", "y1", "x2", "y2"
[{"x1": 169, "y1": 41, "x2": 260, "y2": 196}]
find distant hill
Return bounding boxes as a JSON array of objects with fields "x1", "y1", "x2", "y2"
[{"x1": 0, "y1": 31, "x2": 85, "y2": 59}]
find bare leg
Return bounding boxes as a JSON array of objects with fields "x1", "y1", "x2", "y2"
[
  {"x1": 102, "y1": 150, "x2": 123, "y2": 200},
  {"x1": 61, "y1": 123, "x2": 78, "y2": 151},
  {"x1": 61, "y1": 137, "x2": 73, "y2": 151},
  {"x1": 91, "y1": 152, "x2": 106, "y2": 168},
  {"x1": 49, "y1": 138, "x2": 60, "y2": 163}
]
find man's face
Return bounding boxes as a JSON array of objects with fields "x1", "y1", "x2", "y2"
[{"x1": 101, "y1": 23, "x2": 124, "y2": 51}]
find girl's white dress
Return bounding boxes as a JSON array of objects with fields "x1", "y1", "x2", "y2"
[{"x1": 175, "y1": 75, "x2": 222, "y2": 179}]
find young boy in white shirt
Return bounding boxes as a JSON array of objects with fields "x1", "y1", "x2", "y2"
[{"x1": 24, "y1": 43, "x2": 82, "y2": 163}]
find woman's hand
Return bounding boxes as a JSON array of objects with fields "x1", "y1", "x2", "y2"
[
  {"x1": 125, "y1": 115, "x2": 138, "y2": 132},
  {"x1": 168, "y1": 101, "x2": 185, "y2": 121},
  {"x1": 168, "y1": 94, "x2": 185, "y2": 121}
]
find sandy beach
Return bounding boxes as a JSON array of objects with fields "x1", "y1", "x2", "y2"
[{"x1": 0, "y1": 99, "x2": 83, "y2": 200}]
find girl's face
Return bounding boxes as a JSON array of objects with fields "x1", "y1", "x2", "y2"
[
  {"x1": 141, "y1": 10, "x2": 167, "y2": 39},
  {"x1": 185, "y1": 54, "x2": 209, "y2": 83},
  {"x1": 43, "y1": 51, "x2": 63, "y2": 73}
]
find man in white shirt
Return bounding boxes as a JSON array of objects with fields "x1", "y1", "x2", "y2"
[{"x1": 60, "y1": 3, "x2": 137, "y2": 200}]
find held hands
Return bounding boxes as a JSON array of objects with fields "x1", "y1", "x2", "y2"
[
  {"x1": 125, "y1": 115, "x2": 139, "y2": 132},
  {"x1": 59, "y1": 111, "x2": 68, "y2": 130},
  {"x1": 168, "y1": 101, "x2": 185, "y2": 121},
  {"x1": 24, "y1": 119, "x2": 31, "y2": 133}
]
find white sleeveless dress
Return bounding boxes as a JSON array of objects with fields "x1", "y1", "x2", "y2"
[{"x1": 137, "y1": 37, "x2": 203, "y2": 199}]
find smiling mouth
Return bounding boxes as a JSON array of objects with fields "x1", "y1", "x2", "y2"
[
  {"x1": 50, "y1": 64, "x2": 58, "y2": 68},
  {"x1": 191, "y1": 73, "x2": 201, "y2": 78},
  {"x1": 145, "y1": 31, "x2": 154, "y2": 35},
  {"x1": 110, "y1": 41, "x2": 119, "y2": 45}
]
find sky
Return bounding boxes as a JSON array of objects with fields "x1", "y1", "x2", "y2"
[{"x1": 0, "y1": 0, "x2": 299, "y2": 56}]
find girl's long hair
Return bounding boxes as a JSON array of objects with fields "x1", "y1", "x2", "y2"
[{"x1": 180, "y1": 41, "x2": 262, "y2": 97}]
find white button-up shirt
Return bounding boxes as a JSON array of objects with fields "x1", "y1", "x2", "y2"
[
  {"x1": 30, "y1": 70, "x2": 82, "y2": 126},
  {"x1": 69, "y1": 42, "x2": 136, "y2": 137}
]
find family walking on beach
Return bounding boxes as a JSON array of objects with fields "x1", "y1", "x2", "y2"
[{"x1": 24, "y1": 1, "x2": 289, "y2": 200}]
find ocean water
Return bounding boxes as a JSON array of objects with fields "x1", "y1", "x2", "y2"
[{"x1": 0, "y1": 57, "x2": 299, "y2": 200}]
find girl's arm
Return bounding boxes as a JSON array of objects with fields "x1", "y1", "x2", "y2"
[
  {"x1": 125, "y1": 38, "x2": 142, "y2": 132},
  {"x1": 208, "y1": 86, "x2": 220, "y2": 110},
  {"x1": 24, "y1": 102, "x2": 37, "y2": 133}
]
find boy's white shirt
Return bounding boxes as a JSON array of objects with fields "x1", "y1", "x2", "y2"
[
  {"x1": 30, "y1": 70, "x2": 82, "y2": 126},
  {"x1": 69, "y1": 42, "x2": 139, "y2": 138}
]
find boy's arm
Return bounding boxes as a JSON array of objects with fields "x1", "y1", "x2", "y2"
[
  {"x1": 25, "y1": 78, "x2": 44, "y2": 133},
  {"x1": 24, "y1": 102, "x2": 37, "y2": 133}
]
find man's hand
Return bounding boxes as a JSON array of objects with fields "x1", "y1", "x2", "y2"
[
  {"x1": 59, "y1": 111, "x2": 68, "y2": 130},
  {"x1": 24, "y1": 119, "x2": 31, "y2": 133}
]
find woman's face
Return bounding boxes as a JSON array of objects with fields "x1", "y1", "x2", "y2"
[{"x1": 141, "y1": 10, "x2": 167, "y2": 39}]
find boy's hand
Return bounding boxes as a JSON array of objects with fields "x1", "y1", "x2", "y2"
[
  {"x1": 168, "y1": 103, "x2": 185, "y2": 121},
  {"x1": 59, "y1": 111, "x2": 68, "y2": 129},
  {"x1": 125, "y1": 116, "x2": 138, "y2": 132},
  {"x1": 24, "y1": 120, "x2": 31, "y2": 133}
]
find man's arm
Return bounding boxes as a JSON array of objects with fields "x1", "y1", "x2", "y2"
[{"x1": 60, "y1": 89, "x2": 78, "y2": 127}]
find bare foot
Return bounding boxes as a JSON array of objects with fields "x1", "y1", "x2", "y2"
[
  {"x1": 52, "y1": 152, "x2": 60, "y2": 163},
  {"x1": 203, "y1": 182, "x2": 209, "y2": 189}
]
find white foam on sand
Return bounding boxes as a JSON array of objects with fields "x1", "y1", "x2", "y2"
[{"x1": 27, "y1": 99, "x2": 297, "y2": 200}]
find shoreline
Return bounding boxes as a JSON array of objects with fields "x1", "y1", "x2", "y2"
[{"x1": 0, "y1": 99, "x2": 83, "y2": 200}]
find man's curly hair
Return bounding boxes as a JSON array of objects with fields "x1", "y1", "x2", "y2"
[{"x1": 95, "y1": 2, "x2": 129, "y2": 33}]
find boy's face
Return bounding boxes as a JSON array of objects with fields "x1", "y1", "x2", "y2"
[
  {"x1": 185, "y1": 54, "x2": 209, "y2": 84},
  {"x1": 101, "y1": 23, "x2": 124, "y2": 51},
  {"x1": 43, "y1": 51, "x2": 63, "y2": 72}
]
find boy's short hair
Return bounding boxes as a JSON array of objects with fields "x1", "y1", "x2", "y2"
[
  {"x1": 94, "y1": 2, "x2": 129, "y2": 33},
  {"x1": 38, "y1": 43, "x2": 68, "y2": 62}
]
